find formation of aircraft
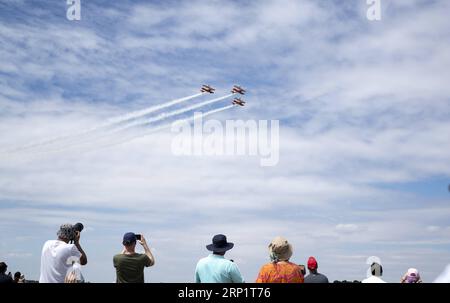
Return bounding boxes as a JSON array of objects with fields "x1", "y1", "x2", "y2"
[
  {"x1": 201, "y1": 85, "x2": 215, "y2": 94},
  {"x1": 232, "y1": 98, "x2": 246, "y2": 106},
  {"x1": 231, "y1": 85, "x2": 246, "y2": 95},
  {"x1": 201, "y1": 84, "x2": 247, "y2": 106}
]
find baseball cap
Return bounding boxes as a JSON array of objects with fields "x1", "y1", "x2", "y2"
[
  {"x1": 406, "y1": 268, "x2": 420, "y2": 283},
  {"x1": 307, "y1": 256, "x2": 318, "y2": 270},
  {"x1": 122, "y1": 232, "x2": 137, "y2": 244}
]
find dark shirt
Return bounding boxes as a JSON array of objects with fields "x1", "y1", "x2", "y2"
[
  {"x1": 113, "y1": 253, "x2": 151, "y2": 283},
  {"x1": 0, "y1": 273, "x2": 13, "y2": 284},
  {"x1": 304, "y1": 272, "x2": 329, "y2": 283}
]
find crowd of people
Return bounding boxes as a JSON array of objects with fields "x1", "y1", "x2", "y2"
[
  {"x1": 0, "y1": 262, "x2": 26, "y2": 283},
  {"x1": 1, "y1": 223, "x2": 448, "y2": 283}
]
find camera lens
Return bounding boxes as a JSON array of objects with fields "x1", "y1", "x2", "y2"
[{"x1": 74, "y1": 223, "x2": 84, "y2": 232}]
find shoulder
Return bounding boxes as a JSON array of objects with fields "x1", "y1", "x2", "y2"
[
  {"x1": 276, "y1": 262, "x2": 301, "y2": 272},
  {"x1": 42, "y1": 239, "x2": 55, "y2": 248},
  {"x1": 51, "y1": 241, "x2": 75, "y2": 253},
  {"x1": 197, "y1": 256, "x2": 211, "y2": 265},
  {"x1": 138, "y1": 253, "x2": 151, "y2": 262},
  {"x1": 53, "y1": 240, "x2": 72, "y2": 250},
  {"x1": 113, "y1": 254, "x2": 122, "y2": 260},
  {"x1": 316, "y1": 273, "x2": 329, "y2": 281},
  {"x1": 225, "y1": 259, "x2": 239, "y2": 269},
  {"x1": 259, "y1": 263, "x2": 275, "y2": 271},
  {"x1": 286, "y1": 261, "x2": 301, "y2": 268}
]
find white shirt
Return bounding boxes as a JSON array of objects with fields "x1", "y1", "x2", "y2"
[
  {"x1": 434, "y1": 264, "x2": 450, "y2": 283},
  {"x1": 362, "y1": 275, "x2": 387, "y2": 283},
  {"x1": 39, "y1": 240, "x2": 81, "y2": 283}
]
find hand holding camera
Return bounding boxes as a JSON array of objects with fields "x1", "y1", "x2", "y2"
[
  {"x1": 70, "y1": 222, "x2": 84, "y2": 244},
  {"x1": 136, "y1": 234, "x2": 147, "y2": 246}
]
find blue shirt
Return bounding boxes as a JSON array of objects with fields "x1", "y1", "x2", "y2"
[{"x1": 195, "y1": 254, "x2": 245, "y2": 283}]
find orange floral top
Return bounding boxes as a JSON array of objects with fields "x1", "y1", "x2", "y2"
[{"x1": 256, "y1": 261, "x2": 304, "y2": 283}]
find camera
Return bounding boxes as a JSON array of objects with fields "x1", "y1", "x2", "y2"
[
  {"x1": 74, "y1": 223, "x2": 84, "y2": 232},
  {"x1": 69, "y1": 223, "x2": 84, "y2": 243},
  {"x1": 135, "y1": 234, "x2": 141, "y2": 241}
]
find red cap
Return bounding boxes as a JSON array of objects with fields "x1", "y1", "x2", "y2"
[{"x1": 307, "y1": 256, "x2": 318, "y2": 270}]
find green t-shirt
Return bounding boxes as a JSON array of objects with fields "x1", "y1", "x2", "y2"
[{"x1": 113, "y1": 253, "x2": 151, "y2": 283}]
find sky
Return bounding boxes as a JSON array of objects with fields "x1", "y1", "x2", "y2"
[{"x1": 0, "y1": 0, "x2": 450, "y2": 283}]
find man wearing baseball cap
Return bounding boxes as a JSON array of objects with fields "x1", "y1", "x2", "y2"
[
  {"x1": 113, "y1": 232, "x2": 155, "y2": 283},
  {"x1": 304, "y1": 256, "x2": 329, "y2": 283}
]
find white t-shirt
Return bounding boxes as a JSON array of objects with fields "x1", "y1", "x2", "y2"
[
  {"x1": 362, "y1": 275, "x2": 387, "y2": 283},
  {"x1": 39, "y1": 240, "x2": 82, "y2": 283},
  {"x1": 434, "y1": 264, "x2": 450, "y2": 283}
]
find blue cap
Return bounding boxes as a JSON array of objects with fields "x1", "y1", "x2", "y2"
[{"x1": 122, "y1": 232, "x2": 137, "y2": 244}]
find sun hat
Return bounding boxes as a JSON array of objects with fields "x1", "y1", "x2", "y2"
[
  {"x1": 268, "y1": 236, "x2": 293, "y2": 261},
  {"x1": 206, "y1": 234, "x2": 234, "y2": 252}
]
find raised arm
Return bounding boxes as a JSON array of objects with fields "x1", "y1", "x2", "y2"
[
  {"x1": 139, "y1": 235, "x2": 155, "y2": 266},
  {"x1": 74, "y1": 231, "x2": 88, "y2": 265}
]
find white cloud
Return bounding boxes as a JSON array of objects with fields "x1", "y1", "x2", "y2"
[{"x1": 335, "y1": 224, "x2": 360, "y2": 234}]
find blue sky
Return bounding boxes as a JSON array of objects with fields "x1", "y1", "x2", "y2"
[{"x1": 1, "y1": 0, "x2": 450, "y2": 282}]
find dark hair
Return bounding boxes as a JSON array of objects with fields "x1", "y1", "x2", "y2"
[
  {"x1": 371, "y1": 262, "x2": 383, "y2": 276},
  {"x1": 122, "y1": 240, "x2": 136, "y2": 246},
  {"x1": 14, "y1": 272, "x2": 21, "y2": 279},
  {"x1": 0, "y1": 262, "x2": 7, "y2": 273}
]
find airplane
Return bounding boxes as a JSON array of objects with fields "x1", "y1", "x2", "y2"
[
  {"x1": 201, "y1": 85, "x2": 215, "y2": 94},
  {"x1": 231, "y1": 85, "x2": 246, "y2": 95},
  {"x1": 232, "y1": 98, "x2": 246, "y2": 106}
]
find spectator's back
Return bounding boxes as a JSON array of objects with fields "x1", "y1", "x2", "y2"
[
  {"x1": 39, "y1": 239, "x2": 81, "y2": 283},
  {"x1": 113, "y1": 253, "x2": 151, "y2": 283},
  {"x1": 195, "y1": 255, "x2": 243, "y2": 283}
]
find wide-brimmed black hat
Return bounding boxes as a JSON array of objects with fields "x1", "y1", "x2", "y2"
[{"x1": 206, "y1": 234, "x2": 234, "y2": 252}]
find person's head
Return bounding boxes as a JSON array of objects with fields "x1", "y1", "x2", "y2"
[
  {"x1": 307, "y1": 256, "x2": 318, "y2": 273},
  {"x1": 0, "y1": 262, "x2": 7, "y2": 274},
  {"x1": 268, "y1": 237, "x2": 293, "y2": 263},
  {"x1": 14, "y1": 272, "x2": 21, "y2": 281},
  {"x1": 122, "y1": 232, "x2": 138, "y2": 250},
  {"x1": 206, "y1": 234, "x2": 234, "y2": 255},
  {"x1": 371, "y1": 262, "x2": 383, "y2": 277},
  {"x1": 57, "y1": 224, "x2": 76, "y2": 243},
  {"x1": 405, "y1": 268, "x2": 421, "y2": 283}
]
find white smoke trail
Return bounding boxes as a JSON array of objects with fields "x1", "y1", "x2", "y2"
[
  {"x1": 110, "y1": 93, "x2": 234, "y2": 133},
  {"x1": 6, "y1": 92, "x2": 204, "y2": 154},
  {"x1": 29, "y1": 93, "x2": 234, "y2": 154},
  {"x1": 105, "y1": 92, "x2": 204, "y2": 125},
  {"x1": 12, "y1": 104, "x2": 236, "y2": 157},
  {"x1": 71, "y1": 104, "x2": 236, "y2": 152}
]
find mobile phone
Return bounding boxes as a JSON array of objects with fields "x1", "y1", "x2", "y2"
[{"x1": 135, "y1": 234, "x2": 141, "y2": 241}]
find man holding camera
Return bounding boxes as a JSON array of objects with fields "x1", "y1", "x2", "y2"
[
  {"x1": 113, "y1": 232, "x2": 155, "y2": 283},
  {"x1": 39, "y1": 223, "x2": 88, "y2": 283}
]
